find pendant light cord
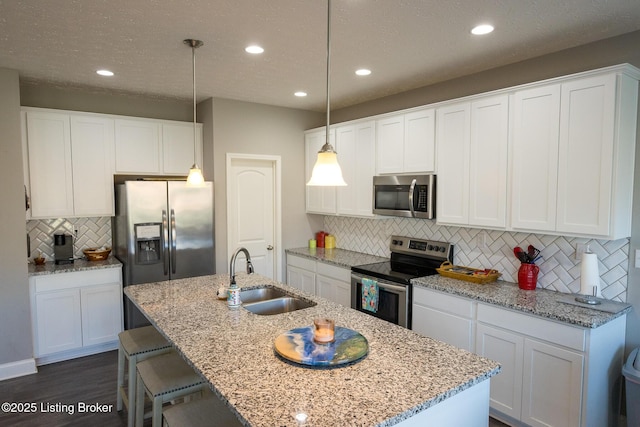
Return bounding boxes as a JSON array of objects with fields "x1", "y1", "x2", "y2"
[{"x1": 325, "y1": 0, "x2": 331, "y2": 150}]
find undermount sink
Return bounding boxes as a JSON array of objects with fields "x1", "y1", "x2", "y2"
[
  {"x1": 239, "y1": 286, "x2": 289, "y2": 304},
  {"x1": 243, "y1": 297, "x2": 316, "y2": 315}
]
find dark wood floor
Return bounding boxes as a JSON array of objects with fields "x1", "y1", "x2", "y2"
[{"x1": 0, "y1": 350, "x2": 510, "y2": 426}]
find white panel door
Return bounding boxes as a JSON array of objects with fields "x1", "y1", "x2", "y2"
[
  {"x1": 227, "y1": 156, "x2": 277, "y2": 280},
  {"x1": 26, "y1": 111, "x2": 74, "y2": 218},
  {"x1": 556, "y1": 74, "x2": 616, "y2": 236},
  {"x1": 404, "y1": 108, "x2": 435, "y2": 173},
  {"x1": 81, "y1": 284, "x2": 123, "y2": 346},
  {"x1": 469, "y1": 95, "x2": 509, "y2": 228},
  {"x1": 511, "y1": 84, "x2": 561, "y2": 232},
  {"x1": 114, "y1": 119, "x2": 161, "y2": 173},
  {"x1": 316, "y1": 275, "x2": 350, "y2": 306},
  {"x1": 162, "y1": 122, "x2": 203, "y2": 175},
  {"x1": 35, "y1": 290, "x2": 82, "y2": 356},
  {"x1": 413, "y1": 304, "x2": 474, "y2": 352},
  {"x1": 70, "y1": 115, "x2": 115, "y2": 216},
  {"x1": 522, "y1": 338, "x2": 584, "y2": 427},
  {"x1": 305, "y1": 130, "x2": 337, "y2": 214},
  {"x1": 476, "y1": 323, "x2": 524, "y2": 420},
  {"x1": 436, "y1": 102, "x2": 470, "y2": 225},
  {"x1": 286, "y1": 266, "x2": 316, "y2": 295},
  {"x1": 375, "y1": 115, "x2": 404, "y2": 174},
  {"x1": 336, "y1": 121, "x2": 375, "y2": 217}
]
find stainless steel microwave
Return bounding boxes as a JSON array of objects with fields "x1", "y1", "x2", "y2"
[{"x1": 372, "y1": 175, "x2": 436, "y2": 219}]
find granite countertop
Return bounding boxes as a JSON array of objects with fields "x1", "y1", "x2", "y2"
[
  {"x1": 125, "y1": 273, "x2": 500, "y2": 427},
  {"x1": 27, "y1": 257, "x2": 122, "y2": 276},
  {"x1": 412, "y1": 275, "x2": 631, "y2": 329},
  {"x1": 286, "y1": 247, "x2": 388, "y2": 268}
]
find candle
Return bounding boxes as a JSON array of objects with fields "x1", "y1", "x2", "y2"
[{"x1": 313, "y1": 318, "x2": 335, "y2": 343}]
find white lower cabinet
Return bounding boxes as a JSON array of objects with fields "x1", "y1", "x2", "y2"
[
  {"x1": 316, "y1": 262, "x2": 351, "y2": 307},
  {"x1": 286, "y1": 254, "x2": 351, "y2": 306},
  {"x1": 412, "y1": 287, "x2": 475, "y2": 352},
  {"x1": 286, "y1": 254, "x2": 316, "y2": 295},
  {"x1": 30, "y1": 267, "x2": 123, "y2": 365},
  {"x1": 412, "y1": 288, "x2": 626, "y2": 427}
]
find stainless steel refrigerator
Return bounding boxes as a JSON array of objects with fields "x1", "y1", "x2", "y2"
[{"x1": 113, "y1": 180, "x2": 215, "y2": 329}]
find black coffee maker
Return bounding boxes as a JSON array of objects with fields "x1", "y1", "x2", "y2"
[{"x1": 54, "y1": 233, "x2": 74, "y2": 265}]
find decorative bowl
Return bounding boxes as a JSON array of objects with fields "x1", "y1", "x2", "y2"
[{"x1": 83, "y1": 247, "x2": 111, "y2": 261}]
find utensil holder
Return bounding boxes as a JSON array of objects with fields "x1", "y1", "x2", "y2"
[{"x1": 518, "y1": 263, "x2": 539, "y2": 290}]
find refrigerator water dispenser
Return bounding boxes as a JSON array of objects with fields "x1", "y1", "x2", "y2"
[{"x1": 134, "y1": 223, "x2": 162, "y2": 264}]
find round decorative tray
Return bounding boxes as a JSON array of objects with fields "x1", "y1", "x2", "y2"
[{"x1": 274, "y1": 326, "x2": 368, "y2": 367}]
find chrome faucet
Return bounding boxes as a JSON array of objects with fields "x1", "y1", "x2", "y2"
[{"x1": 229, "y1": 247, "x2": 254, "y2": 286}]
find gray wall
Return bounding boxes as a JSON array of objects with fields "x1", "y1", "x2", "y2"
[
  {"x1": 0, "y1": 68, "x2": 33, "y2": 366},
  {"x1": 204, "y1": 98, "x2": 323, "y2": 278}
]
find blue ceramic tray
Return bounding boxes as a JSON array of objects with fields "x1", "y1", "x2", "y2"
[{"x1": 274, "y1": 326, "x2": 368, "y2": 367}]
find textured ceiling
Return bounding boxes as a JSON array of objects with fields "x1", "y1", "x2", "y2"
[{"x1": 1, "y1": 0, "x2": 640, "y2": 112}]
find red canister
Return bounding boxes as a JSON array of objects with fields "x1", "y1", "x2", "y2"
[{"x1": 316, "y1": 231, "x2": 326, "y2": 248}]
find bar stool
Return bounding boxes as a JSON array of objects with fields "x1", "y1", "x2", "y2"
[
  {"x1": 136, "y1": 350, "x2": 207, "y2": 427},
  {"x1": 117, "y1": 326, "x2": 173, "y2": 427},
  {"x1": 163, "y1": 391, "x2": 244, "y2": 427}
]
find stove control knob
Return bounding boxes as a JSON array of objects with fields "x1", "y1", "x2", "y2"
[
  {"x1": 440, "y1": 247, "x2": 447, "y2": 252},
  {"x1": 428, "y1": 245, "x2": 434, "y2": 251}
]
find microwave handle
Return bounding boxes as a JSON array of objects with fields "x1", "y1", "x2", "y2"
[{"x1": 408, "y1": 178, "x2": 417, "y2": 218}]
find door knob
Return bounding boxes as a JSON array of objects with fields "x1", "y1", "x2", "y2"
[{"x1": 267, "y1": 245, "x2": 273, "y2": 250}]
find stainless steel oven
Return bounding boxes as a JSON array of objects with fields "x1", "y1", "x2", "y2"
[
  {"x1": 351, "y1": 273, "x2": 410, "y2": 327},
  {"x1": 351, "y1": 236, "x2": 452, "y2": 329}
]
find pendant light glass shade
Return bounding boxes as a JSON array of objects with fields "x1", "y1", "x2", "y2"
[
  {"x1": 306, "y1": 0, "x2": 347, "y2": 187},
  {"x1": 184, "y1": 38, "x2": 205, "y2": 187}
]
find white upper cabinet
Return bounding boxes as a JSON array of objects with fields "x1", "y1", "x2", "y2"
[
  {"x1": 305, "y1": 129, "x2": 337, "y2": 214},
  {"x1": 114, "y1": 118, "x2": 203, "y2": 176},
  {"x1": 25, "y1": 109, "x2": 115, "y2": 219},
  {"x1": 436, "y1": 94, "x2": 509, "y2": 228},
  {"x1": 114, "y1": 119, "x2": 161, "y2": 174},
  {"x1": 70, "y1": 115, "x2": 115, "y2": 216},
  {"x1": 376, "y1": 108, "x2": 435, "y2": 174},
  {"x1": 511, "y1": 69, "x2": 638, "y2": 239},
  {"x1": 510, "y1": 84, "x2": 561, "y2": 232},
  {"x1": 26, "y1": 110, "x2": 75, "y2": 218},
  {"x1": 162, "y1": 122, "x2": 203, "y2": 175},
  {"x1": 336, "y1": 121, "x2": 376, "y2": 217}
]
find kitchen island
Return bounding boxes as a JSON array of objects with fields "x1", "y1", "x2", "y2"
[{"x1": 125, "y1": 273, "x2": 500, "y2": 427}]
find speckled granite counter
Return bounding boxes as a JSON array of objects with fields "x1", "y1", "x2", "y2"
[
  {"x1": 125, "y1": 273, "x2": 500, "y2": 427},
  {"x1": 286, "y1": 247, "x2": 388, "y2": 269},
  {"x1": 412, "y1": 275, "x2": 631, "y2": 329},
  {"x1": 27, "y1": 257, "x2": 122, "y2": 276}
]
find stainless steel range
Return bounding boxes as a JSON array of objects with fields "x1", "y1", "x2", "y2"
[{"x1": 351, "y1": 235, "x2": 453, "y2": 329}]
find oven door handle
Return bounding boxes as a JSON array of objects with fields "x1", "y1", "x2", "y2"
[
  {"x1": 408, "y1": 178, "x2": 417, "y2": 218},
  {"x1": 375, "y1": 281, "x2": 407, "y2": 294}
]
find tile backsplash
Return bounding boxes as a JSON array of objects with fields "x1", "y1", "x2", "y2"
[
  {"x1": 27, "y1": 217, "x2": 112, "y2": 261},
  {"x1": 324, "y1": 216, "x2": 629, "y2": 302}
]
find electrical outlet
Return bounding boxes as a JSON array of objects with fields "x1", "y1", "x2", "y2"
[{"x1": 575, "y1": 243, "x2": 589, "y2": 260}]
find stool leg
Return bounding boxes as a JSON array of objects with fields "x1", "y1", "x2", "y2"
[
  {"x1": 152, "y1": 394, "x2": 163, "y2": 427},
  {"x1": 136, "y1": 370, "x2": 145, "y2": 427},
  {"x1": 127, "y1": 354, "x2": 138, "y2": 427},
  {"x1": 116, "y1": 343, "x2": 125, "y2": 411}
]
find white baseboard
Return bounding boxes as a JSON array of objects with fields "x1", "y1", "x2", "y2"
[
  {"x1": 0, "y1": 358, "x2": 37, "y2": 381},
  {"x1": 36, "y1": 341, "x2": 118, "y2": 366}
]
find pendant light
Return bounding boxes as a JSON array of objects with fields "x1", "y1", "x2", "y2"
[
  {"x1": 184, "y1": 38, "x2": 205, "y2": 186},
  {"x1": 306, "y1": 0, "x2": 347, "y2": 186}
]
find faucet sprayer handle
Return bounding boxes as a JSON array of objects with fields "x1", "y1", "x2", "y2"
[{"x1": 247, "y1": 260, "x2": 254, "y2": 275}]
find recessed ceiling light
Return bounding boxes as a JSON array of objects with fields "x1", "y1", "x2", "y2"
[
  {"x1": 471, "y1": 24, "x2": 494, "y2": 35},
  {"x1": 355, "y1": 69, "x2": 371, "y2": 76},
  {"x1": 96, "y1": 69, "x2": 114, "y2": 77},
  {"x1": 245, "y1": 45, "x2": 264, "y2": 54},
  {"x1": 294, "y1": 91, "x2": 307, "y2": 97}
]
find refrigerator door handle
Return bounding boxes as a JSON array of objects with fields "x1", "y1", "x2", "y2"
[
  {"x1": 170, "y1": 209, "x2": 177, "y2": 274},
  {"x1": 162, "y1": 209, "x2": 169, "y2": 276}
]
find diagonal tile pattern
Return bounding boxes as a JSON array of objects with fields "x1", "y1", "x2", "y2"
[
  {"x1": 324, "y1": 216, "x2": 630, "y2": 302},
  {"x1": 27, "y1": 217, "x2": 112, "y2": 261}
]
